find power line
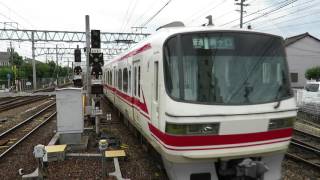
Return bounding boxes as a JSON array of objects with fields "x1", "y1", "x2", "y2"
[
  {"x1": 259, "y1": 19, "x2": 320, "y2": 31},
  {"x1": 141, "y1": 0, "x2": 173, "y2": 27},
  {"x1": 219, "y1": 0, "x2": 292, "y2": 27},
  {"x1": 251, "y1": 0, "x2": 318, "y2": 27},
  {"x1": 241, "y1": 0, "x2": 299, "y2": 26},
  {"x1": 256, "y1": 10, "x2": 320, "y2": 30}
]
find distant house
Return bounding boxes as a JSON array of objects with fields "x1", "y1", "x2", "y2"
[
  {"x1": 0, "y1": 51, "x2": 10, "y2": 67},
  {"x1": 285, "y1": 32, "x2": 320, "y2": 88}
]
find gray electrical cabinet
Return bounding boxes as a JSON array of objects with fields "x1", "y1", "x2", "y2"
[{"x1": 56, "y1": 88, "x2": 83, "y2": 135}]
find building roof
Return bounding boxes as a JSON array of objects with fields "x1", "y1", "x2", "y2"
[
  {"x1": 285, "y1": 32, "x2": 320, "y2": 46},
  {"x1": 0, "y1": 52, "x2": 10, "y2": 62}
]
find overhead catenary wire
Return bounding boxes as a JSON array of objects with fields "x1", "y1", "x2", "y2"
[
  {"x1": 187, "y1": 0, "x2": 227, "y2": 25},
  {"x1": 119, "y1": 0, "x2": 136, "y2": 33},
  {"x1": 184, "y1": 0, "x2": 222, "y2": 23},
  {"x1": 132, "y1": 0, "x2": 163, "y2": 28},
  {"x1": 140, "y1": 0, "x2": 173, "y2": 27},
  {"x1": 121, "y1": 0, "x2": 140, "y2": 33}
]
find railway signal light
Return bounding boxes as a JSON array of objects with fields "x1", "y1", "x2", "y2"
[
  {"x1": 89, "y1": 53, "x2": 104, "y2": 66},
  {"x1": 91, "y1": 30, "x2": 101, "y2": 48},
  {"x1": 91, "y1": 65, "x2": 102, "y2": 77},
  {"x1": 74, "y1": 48, "x2": 81, "y2": 62},
  {"x1": 74, "y1": 66, "x2": 82, "y2": 75}
]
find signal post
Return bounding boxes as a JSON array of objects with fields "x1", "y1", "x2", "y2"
[{"x1": 89, "y1": 29, "x2": 104, "y2": 134}]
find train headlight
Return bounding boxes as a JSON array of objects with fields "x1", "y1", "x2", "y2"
[
  {"x1": 268, "y1": 117, "x2": 295, "y2": 130},
  {"x1": 166, "y1": 123, "x2": 220, "y2": 135}
]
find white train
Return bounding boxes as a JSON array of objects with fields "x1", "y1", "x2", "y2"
[{"x1": 102, "y1": 25, "x2": 297, "y2": 180}]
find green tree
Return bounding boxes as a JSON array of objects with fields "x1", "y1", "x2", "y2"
[
  {"x1": 0, "y1": 67, "x2": 13, "y2": 80},
  {"x1": 305, "y1": 66, "x2": 320, "y2": 80},
  {"x1": 36, "y1": 63, "x2": 50, "y2": 78},
  {"x1": 11, "y1": 52, "x2": 24, "y2": 67}
]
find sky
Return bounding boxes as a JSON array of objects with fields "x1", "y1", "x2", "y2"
[{"x1": 0, "y1": 0, "x2": 319, "y2": 65}]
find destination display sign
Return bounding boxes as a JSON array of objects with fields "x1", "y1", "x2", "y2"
[{"x1": 192, "y1": 37, "x2": 234, "y2": 49}]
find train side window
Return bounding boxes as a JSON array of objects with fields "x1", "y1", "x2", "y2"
[
  {"x1": 134, "y1": 67, "x2": 137, "y2": 96},
  {"x1": 115, "y1": 69, "x2": 118, "y2": 89},
  {"x1": 138, "y1": 66, "x2": 141, "y2": 97},
  {"x1": 154, "y1": 62, "x2": 159, "y2": 101},
  {"x1": 107, "y1": 71, "x2": 109, "y2": 84},
  {"x1": 114, "y1": 69, "x2": 116, "y2": 87},
  {"x1": 123, "y1": 68, "x2": 128, "y2": 93},
  {"x1": 110, "y1": 71, "x2": 113, "y2": 85},
  {"x1": 107, "y1": 71, "x2": 108, "y2": 84},
  {"x1": 128, "y1": 69, "x2": 131, "y2": 95},
  {"x1": 118, "y1": 69, "x2": 122, "y2": 91},
  {"x1": 108, "y1": 71, "x2": 110, "y2": 85}
]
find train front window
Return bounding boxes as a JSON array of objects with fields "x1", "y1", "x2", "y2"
[{"x1": 164, "y1": 32, "x2": 292, "y2": 105}]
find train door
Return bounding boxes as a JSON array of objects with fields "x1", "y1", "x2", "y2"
[
  {"x1": 133, "y1": 61, "x2": 140, "y2": 123},
  {"x1": 151, "y1": 61, "x2": 159, "y2": 127}
]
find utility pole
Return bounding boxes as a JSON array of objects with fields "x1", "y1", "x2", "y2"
[
  {"x1": 56, "y1": 44, "x2": 59, "y2": 86},
  {"x1": 235, "y1": 0, "x2": 248, "y2": 28},
  {"x1": 85, "y1": 15, "x2": 91, "y2": 100},
  {"x1": 31, "y1": 31, "x2": 37, "y2": 90}
]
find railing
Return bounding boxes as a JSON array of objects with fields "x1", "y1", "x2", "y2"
[{"x1": 0, "y1": 77, "x2": 71, "y2": 92}]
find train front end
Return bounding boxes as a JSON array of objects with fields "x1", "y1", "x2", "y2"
[{"x1": 156, "y1": 30, "x2": 297, "y2": 180}]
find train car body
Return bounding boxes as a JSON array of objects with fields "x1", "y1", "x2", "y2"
[{"x1": 103, "y1": 26, "x2": 297, "y2": 180}]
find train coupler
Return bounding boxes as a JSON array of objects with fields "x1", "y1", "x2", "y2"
[{"x1": 236, "y1": 158, "x2": 269, "y2": 179}]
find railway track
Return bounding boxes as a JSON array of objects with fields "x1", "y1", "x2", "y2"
[
  {"x1": 0, "y1": 95, "x2": 50, "y2": 113},
  {"x1": 0, "y1": 96, "x2": 25, "y2": 105},
  {"x1": 287, "y1": 129, "x2": 320, "y2": 169},
  {"x1": 0, "y1": 103, "x2": 56, "y2": 158}
]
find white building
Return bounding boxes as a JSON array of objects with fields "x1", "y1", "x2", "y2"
[{"x1": 285, "y1": 33, "x2": 320, "y2": 88}]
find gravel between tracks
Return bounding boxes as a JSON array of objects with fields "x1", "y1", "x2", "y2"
[
  {"x1": 0, "y1": 117, "x2": 56, "y2": 179},
  {"x1": 0, "y1": 98, "x2": 54, "y2": 133},
  {"x1": 282, "y1": 158, "x2": 320, "y2": 179}
]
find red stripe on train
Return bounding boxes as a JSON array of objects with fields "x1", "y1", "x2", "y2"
[
  {"x1": 148, "y1": 123, "x2": 292, "y2": 147},
  {"x1": 104, "y1": 84, "x2": 149, "y2": 117},
  {"x1": 115, "y1": 43, "x2": 151, "y2": 62}
]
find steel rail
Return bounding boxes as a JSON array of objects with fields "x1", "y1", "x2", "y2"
[
  {"x1": 290, "y1": 139, "x2": 320, "y2": 154},
  {"x1": 286, "y1": 153, "x2": 320, "y2": 169},
  {"x1": 0, "y1": 102, "x2": 55, "y2": 138},
  {"x1": 286, "y1": 137, "x2": 320, "y2": 170},
  {"x1": 294, "y1": 128, "x2": 320, "y2": 139},
  {"x1": 0, "y1": 111, "x2": 56, "y2": 159},
  {"x1": 0, "y1": 96, "x2": 25, "y2": 106},
  {"x1": 0, "y1": 96, "x2": 49, "y2": 112},
  {"x1": 299, "y1": 119, "x2": 320, "y2": 129}
]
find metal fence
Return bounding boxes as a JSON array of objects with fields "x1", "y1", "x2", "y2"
[
  {"x1": 0, "y1": 77, "x2": 71, "y2": 92},
  {"x1": 293, "y1": 88, "x2": 320, "y2": 124}
]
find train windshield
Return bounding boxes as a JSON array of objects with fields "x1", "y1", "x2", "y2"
[{"x1": 163, "y1": 32, "x2": 292, "y2": 105}]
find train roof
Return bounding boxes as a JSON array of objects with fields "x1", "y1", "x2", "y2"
[{"x1": 104, "y1": 26, "x2": 282, "y2": 66}]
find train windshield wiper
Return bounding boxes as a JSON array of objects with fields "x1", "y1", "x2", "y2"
[{"x1": 274, "y1": 85, "x2": 283, "y2": 109}]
